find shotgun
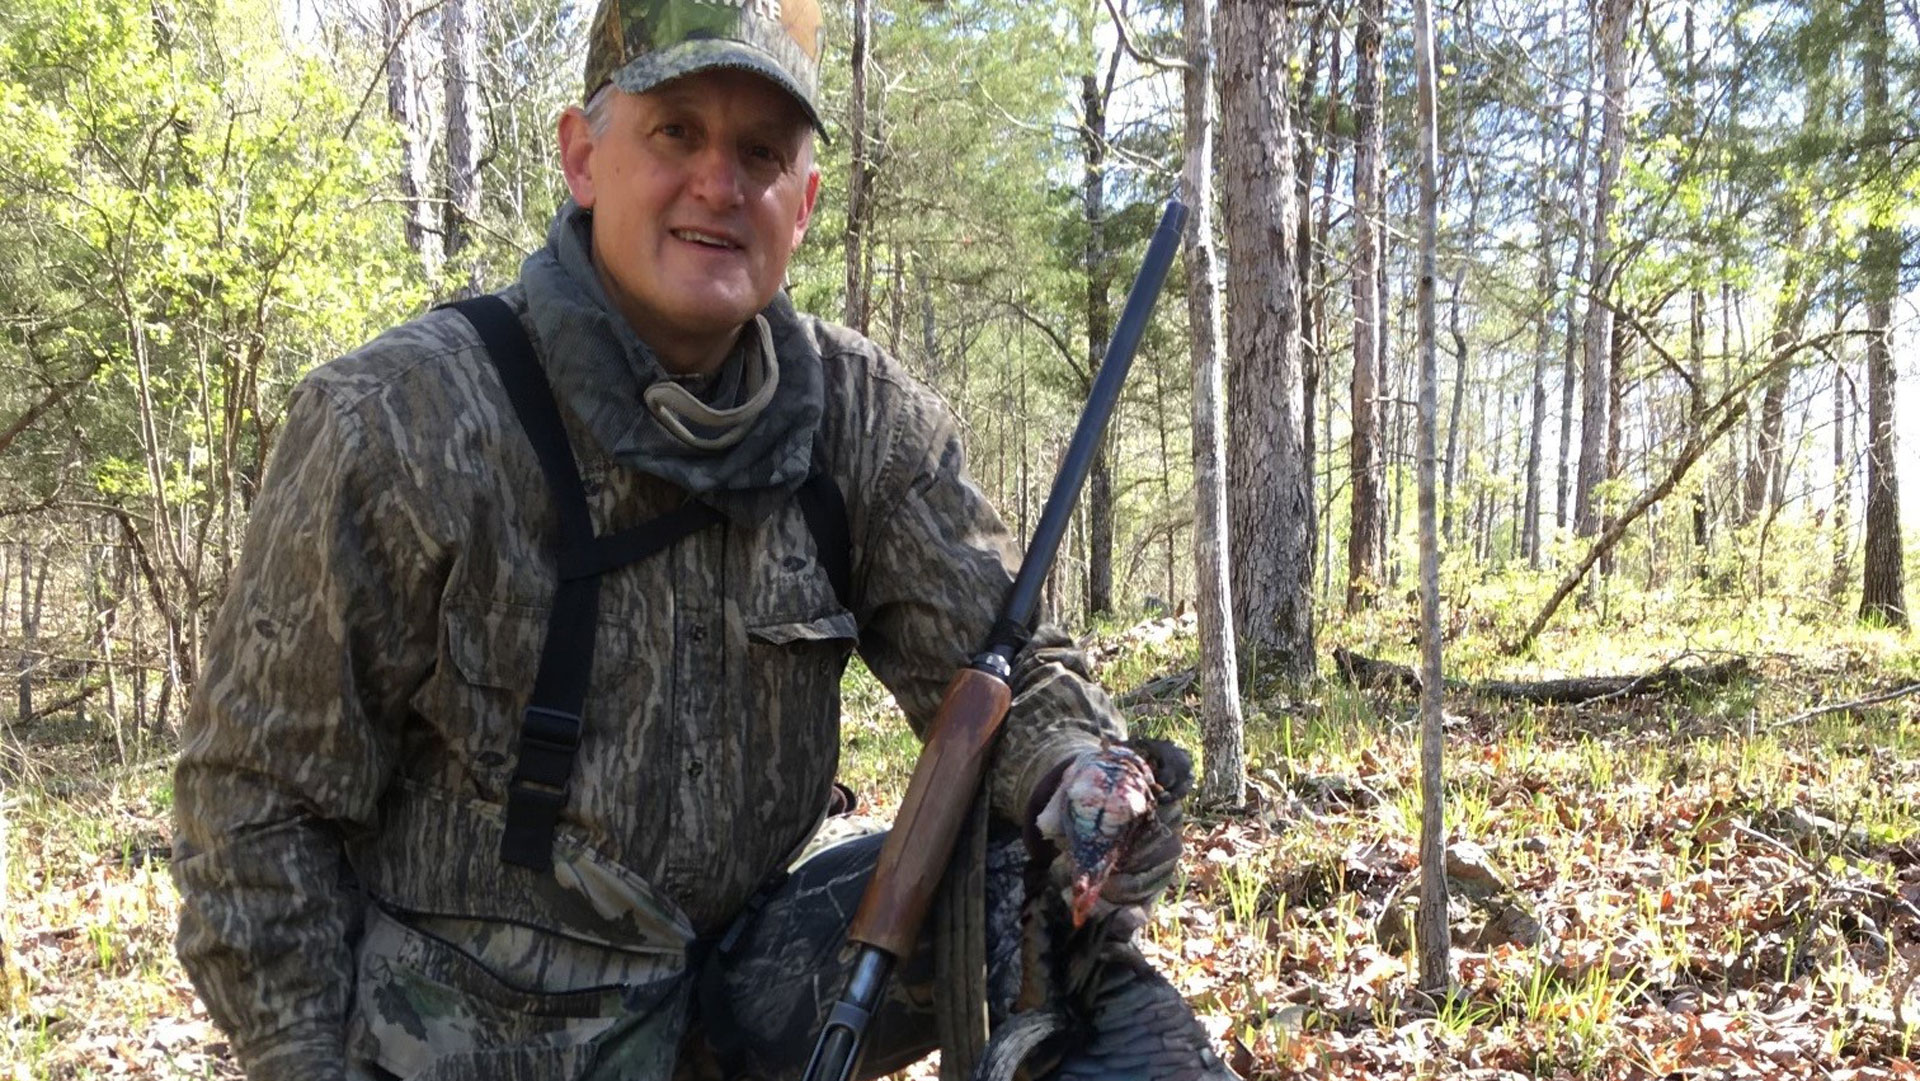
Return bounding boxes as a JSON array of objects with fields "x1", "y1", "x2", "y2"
[{"x1": 800, "y1": 199, "x2": 1188, "y2": 1081}]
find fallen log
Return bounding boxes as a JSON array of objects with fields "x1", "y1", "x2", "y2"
[{"x1": 1331, "y1": 647, "x2": 1751, "y2": 705}]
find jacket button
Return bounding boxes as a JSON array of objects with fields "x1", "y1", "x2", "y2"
[
  {"x1": 686, "y1": 759, "x2": 705, "y2": 779},
  {"x1": 687, "y1": 625, "x2": 707, "y2": 643}
]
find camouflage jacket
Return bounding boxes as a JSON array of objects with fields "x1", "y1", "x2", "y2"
[{"x1": 172, "y1": 205, "x2": 1123, "y2": 1081}]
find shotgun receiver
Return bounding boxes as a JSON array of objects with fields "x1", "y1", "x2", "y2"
[{"x1": 800, "y1": 199, "x2": 1188, "y2": 1081}]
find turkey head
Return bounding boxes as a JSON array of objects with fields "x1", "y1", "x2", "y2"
[
  {"x1": 974, "y1": 738, "x2": 1237, "y2": 1081},
  {"x1": 1032, "y1": 742, "x2": 1161, "y2": 929}
]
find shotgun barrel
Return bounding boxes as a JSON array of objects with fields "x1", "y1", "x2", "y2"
[{"x1": 799, "y1": 199, "x2": 1188, "y2": 1081}]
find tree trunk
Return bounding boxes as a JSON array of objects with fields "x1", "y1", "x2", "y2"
[
  {"x1": 384, "y1": 0, "x2": 438, "y2": 276},
  {"x1": 1347, "y1": 0, "x2": 1386, "y2": 609},
  {"x1": 15, "y1": 543, "x2": 32, "y2": 723},
  {"x1": 1186, "y1": 0, "x2": 1246, "y2": 808},
  {"x1": 1221, "y1": 0, "x2": 1313, "y2": 681},
  {"x1": 1598, "y1": 305, "x2": 1627, "y2": 582},
  {"x1": 1690, "y1": 285, "x2": 1709, "y2": 562},
  {"x1": 1830, "y1": 352, "x2": 1852, "y2": 599},
  {"x1": 844, "y1": 0, "x2": 872, "y2": 334},
  {"x1": 1556, "y1": 51, "x2": 1595, "y2": 534},
  {"x1": 1295, "y1": 1, "x2": 1334, "y2": 595},
  {"x1": 1742, "y1": 247, "x2": 1810, "y2": 524},
  {"x1": 918, "y1": 259, "x2": 941, "y2": 387},
  {"x1": 1573, "y1": 0, "x2": 1629, "y2": 539},
  {"x1": 443, "y1": 0, "x2": 483, "y2": 289},
  {"x1": 1858, "y1": 0, "x2": 1908, "y2": 628},
  {"x1": 1411, "y1": 0, "x2": 1450, "y2": 998},
  {"x1": 1081, "y1": 68, "x2": 1118, "y2": 619},
  {"x1": 1441, "y1": 263, "x2": 1468, "y2": 545},
  {"x1": 1316, "y1": 40, "x2": 1342, "y2": 605},
  {"x1": 1684, "y1": 0, "x2": 1709, "y2": 568},
  {"x1": 1523, "y1": 97, "x2": 1561, "y2": 567}
]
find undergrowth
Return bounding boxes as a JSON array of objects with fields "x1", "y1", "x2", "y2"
[{"x1": 2, "y1": 581, "x2": 1917, "y2": 1079}]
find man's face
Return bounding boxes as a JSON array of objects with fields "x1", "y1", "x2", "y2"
[{"x1": 560, "y1": 68, "x2": 820, "y2": 373}]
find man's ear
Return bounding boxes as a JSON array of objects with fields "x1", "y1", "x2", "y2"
[
  {"x1": 792, "y1": 166, "x2": 821, "y2": 247},
  {"x1": 558, "y1": 107, "x2": 597, "y2": 209}
]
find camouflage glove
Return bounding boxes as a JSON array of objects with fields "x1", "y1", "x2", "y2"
[{"x1": 1027, "y1": 739, "x2": 1192, "y2": 930}]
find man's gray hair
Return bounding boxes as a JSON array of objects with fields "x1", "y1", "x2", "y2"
[
  {"x1": 583, "y1": 84, "x2": 618, "y2": 138},
  {"x1": 578, "y1": 81, "x2": 817, "y2": 170}
]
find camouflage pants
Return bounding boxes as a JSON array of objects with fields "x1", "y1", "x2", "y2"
[{"x1": 350, "y1": 828, "x2": 1016, "y2": 1081}]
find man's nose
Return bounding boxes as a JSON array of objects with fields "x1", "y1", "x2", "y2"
[{"x1": 687, "y1": 143, "x2": 746, "y2": 207}]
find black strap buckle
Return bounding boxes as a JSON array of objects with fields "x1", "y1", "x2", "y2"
[{"x1": 511, "y1": 706, "x2": 582, "y2": 788}]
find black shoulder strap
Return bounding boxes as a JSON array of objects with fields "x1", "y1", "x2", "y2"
[
  {"x1": 448, "y1": 295, "x2": 854, "y2": 871},
  {"x1": 796, "y1": 439, "x2": 852, "y2": 612},
  {"x1": 450, "y1": 296, "x2": 719, "y2": 871}
]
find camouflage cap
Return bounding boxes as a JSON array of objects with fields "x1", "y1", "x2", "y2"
[{"x1": 584, "y1": 0, "x2": 828, "y2": 138}]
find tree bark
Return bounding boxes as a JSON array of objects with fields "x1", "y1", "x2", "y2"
[
  {"x1": 1411, "y1": 0, "x2": 1450, "y2": 998},
  {"x1": 1742, "y1": 246, "x2": 1810, "y2": 524},
  {"x1": 1221, "y1": 0, "x2": 1313, "y2": 680},
  {"x1": 1830, "y1": 353, "x2": 1853, "y2": 598},
  {"x1": 844, "y1": 0, "x2": 872, "y2": 334},
  {"x1": 1442, "y1": 263, "x2": 1468, "y2": 545},
  {"x1": 1685, "y1": 0, "x2": 1709, "y2": 567},
  {"x1": 1523, "y1": 91, "x2": 1562, "y2": 567},
  {"x1": 1556, "y1": 43, "x2": 1595, "y2": 534},
  {"x1": 1186, "y1": 0, "x2": 1246, "y2": 808},
  {"x1": 1082, "y1": 69, "x2": 1118, "y2": 619},
  {"x1": 1346, "y1": 0, "x2": 1386, "y2": 609},
  {"x1": 1689, "y1": 284, "x2": 1709, "y2": 561},
  {"x1": 1295, "y1": 0, "x2": 1335, "y2": 594},
  {"x1": 1858, "y1": 0, "x2": 1908, "y2": 628},
  {"x1": 16, "y1": 543, "x2": 32, "y2": 723},
  {"x1": 384, "y1": 0, "x2": 438, "y2": 276},
  {"x1": 443, "y1": 0, "x2": 483, "y2": 286},
  {"x1": 1573, "y1": 0, "x2": 1630, "y2": 539}
]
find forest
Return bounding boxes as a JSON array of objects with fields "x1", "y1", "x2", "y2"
[{"x1": 1, "y1": 0, "x2": 1918, "y2": 1075}]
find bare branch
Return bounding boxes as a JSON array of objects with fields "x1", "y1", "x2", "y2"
[{"x1": 1100, "y1": 0, "x2": 1188, "y2": 71}]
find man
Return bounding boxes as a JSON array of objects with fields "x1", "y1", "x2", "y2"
[{"x1": 172, "y1": 2, "x2": 1176, "y2": 1079}]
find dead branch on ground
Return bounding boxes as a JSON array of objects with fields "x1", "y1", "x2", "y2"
[{"x1": 1331, "y1": 646, "x2": 1751, "y2": 705}]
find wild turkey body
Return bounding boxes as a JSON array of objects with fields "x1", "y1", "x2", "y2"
[{"x1": 971, "y1": 740, "x2": 1240, "y2": 1081}]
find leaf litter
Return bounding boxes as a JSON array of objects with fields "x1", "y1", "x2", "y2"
[{"x1": 3, "y1": 617, "x2": 1918, "y2": 1079}]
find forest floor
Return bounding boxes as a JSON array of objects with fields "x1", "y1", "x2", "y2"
[{"x1": 3, "y1": 590, "x2": 1919, "y2": 1080}]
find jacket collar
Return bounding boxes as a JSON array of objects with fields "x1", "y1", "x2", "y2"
[{"x1": 518, "y1": 200, "x2": 824, "y2": 524}]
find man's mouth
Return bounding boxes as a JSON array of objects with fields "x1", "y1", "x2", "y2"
[{"x1": 672, "y1": 228, "x2": 741, "y2": 250}]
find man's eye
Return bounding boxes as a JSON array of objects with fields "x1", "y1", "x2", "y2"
[{"x1": 658, "y1": 123, "x2": 689, "y2": 140}]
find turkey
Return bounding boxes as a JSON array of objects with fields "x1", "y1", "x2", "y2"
[{"x1": 971, "y1": 739, "x2": 1241, "y2": 1081}]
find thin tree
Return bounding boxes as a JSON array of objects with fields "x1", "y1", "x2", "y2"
[
  {"x1": 845, "y1": 0, "x2": 873, "y2": 334},
  {"x1": 384, "y1": 0, "x2": 438, "y2": 276},
  {"x1": 1523, "y1": 74, "x2": 1564, "y2": 567},
  {"x1": 1556, "y1": 27, "x2": 1595, "y2": 534},
  {"x1": 1858, "y1": 0, "x2": 1908, "y2": 628},
  {"x1": 1185, "y1": 0, "x2": 1245, "y2": 807},
  {"x1": 1830, "y1": 344, "x2": 1853, "y2": 598},
  {"x1": 443, "y1": 0, "x2": 483, "y2": 292},
  {"x1": 1347, "y1": 0, "x2": 1386, "y2": 610},
  {"x1": 1572, "y1": 0, "x2": 1631, "y2": 540},
  {"x1": 1221, "y1": 0, "x2": 1314, "y2": 684},
  {"x1": 1412, "y1": 0, "x2": 1450, "y2": 996},
  {"x1": 1083, "y1": 65, "x2": 1118, "y2": 619}
]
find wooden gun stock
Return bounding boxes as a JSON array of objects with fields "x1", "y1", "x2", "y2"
[{"x1": 847, "y1": 667, "x2": 1011, "y2": 958}]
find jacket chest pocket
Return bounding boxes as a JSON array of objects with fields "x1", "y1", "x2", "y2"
[
  {"x1": 720, "y1": 542, "x2": 859, "y2": 877},
  {"x1": 423, "y1": 597, "x2": 646, "y2": 800},
  {"x1": 741, "y1": 534, "x2": 858, "y2": 732}
]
